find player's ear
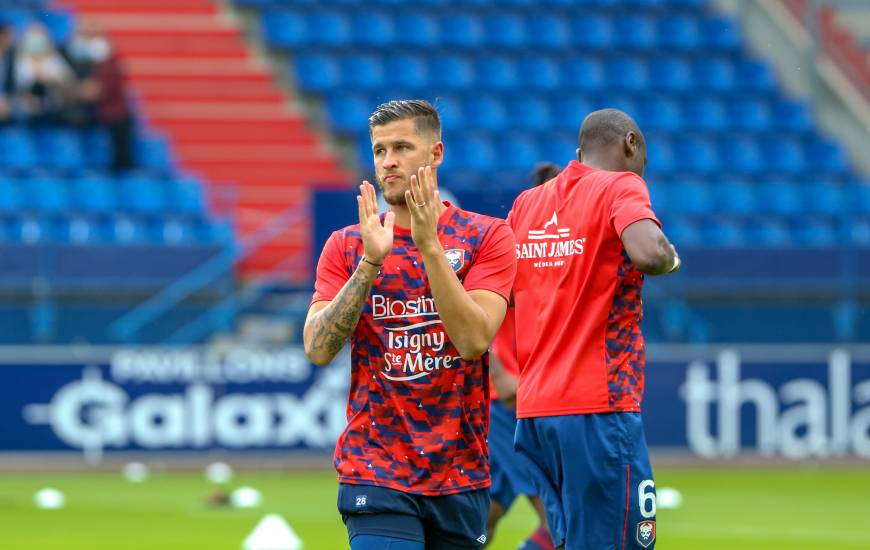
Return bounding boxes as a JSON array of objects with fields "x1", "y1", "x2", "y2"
[
  {"x1": 624, "y1": 132, "x2": 639, "y2": 158},
  {"x1": 576, "y1": 147, "x2": 582, "y2": 162},
  {"x1": 430, "y1": 140, "x2": 444, "y2": 168}
]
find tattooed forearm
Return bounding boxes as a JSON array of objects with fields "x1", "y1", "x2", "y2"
[{"x1": 304, "y1": 265, "x2": 377, "y2": 365}]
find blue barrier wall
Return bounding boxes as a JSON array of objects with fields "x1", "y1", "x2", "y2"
[{"x1": 2, "y1": 345, "x2": 868, "y2": 462}]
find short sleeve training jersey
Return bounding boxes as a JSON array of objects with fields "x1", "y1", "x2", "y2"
[
  {"x1": 312, "y1": 202, "x2": 516, "y2": 495},
  {"x1": 507, "y1": 161, "x2": 659, "y2": 418},
  {"x1": 489, "y1": 307, "x2": 518, "y2": 400}
]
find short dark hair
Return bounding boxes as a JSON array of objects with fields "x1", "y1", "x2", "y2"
[
  {"x1": 368, "y1": 99, "x2": 441, "y2": 139},
  {"x1": 530, "y1": 162, "x2": 560, "y2": 187},
  {"x1": 579, "y1": 108, "x2": 643, "y2": 151}
]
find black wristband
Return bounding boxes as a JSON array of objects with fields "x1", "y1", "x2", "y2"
[{"x1": 362, "y1": 257, "x2": 382, "y2": 268}]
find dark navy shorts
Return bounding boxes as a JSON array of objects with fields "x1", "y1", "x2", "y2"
[
  {"x1": 489, "y1": 400, "x2": 538, "y2": 509},
  {"x1": 338, "y1": 483, "x2": 490, "y2": 549},
  {"x1": 514, "y1": 412, "x2": 657, "y2": 550}
]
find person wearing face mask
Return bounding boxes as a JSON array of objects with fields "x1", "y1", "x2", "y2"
[
  {"x1": 0, "y1": 23, "x2": 17, "y2": 125},
  {"x1": 16, "y1": 23, "x2": 74, "y2": 125},
  {"x1": 77, "y1": 31, "x2": 135, "y2": 172}
]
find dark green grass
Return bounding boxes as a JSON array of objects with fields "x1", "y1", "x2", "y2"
[{"x1": 1, "y1": 467, "x2": 868, "y2": 549}]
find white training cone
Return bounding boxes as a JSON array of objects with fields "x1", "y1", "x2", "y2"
[
  {"x1": 231, "y1": 486, "x2": 263, "y2": 509},
  {"x1": 656, "y1": 487, "x2": 683, "y2": 509},
  {"x1": 205, "y1": 462, "x2": 234, "y2": 484},
  {"x1": 34, "y1": 488, "x2": 65, "y2": 510},
  {"x1": 242, "y1": 514, "x2": 303, "y2": 550},
  {"x1": 123, "y1": 462, "x2": 149, "y2": 483}
]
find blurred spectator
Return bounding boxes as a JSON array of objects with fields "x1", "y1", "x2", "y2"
[
  {"x1": 77, "y1": 32, "x2": 135, "y2": 172},
  {"x1": 60, "y1": 21, "x2": 99, "y2": 126},
  {"x1": 16, "y1": 23, "x2": 74, "y2": 125},
  {"x1": 0, "y1": 23, "x2": 17, "y2": 124}
]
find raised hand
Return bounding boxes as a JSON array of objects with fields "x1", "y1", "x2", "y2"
[
  {"x1": 404, "y1": 165, "x2": 442, "y2": 253},
  {"x1": 357, "y1": 181, "x2": 395, "y2": 264}
]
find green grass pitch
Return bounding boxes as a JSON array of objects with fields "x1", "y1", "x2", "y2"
[{"x1": 1, "y1": 467, "x2": 868, "y2": 549}]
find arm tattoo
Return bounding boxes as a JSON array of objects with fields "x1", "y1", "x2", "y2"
[{"x1": 308, "y1": 266, "x2": 375, "y2": 359}]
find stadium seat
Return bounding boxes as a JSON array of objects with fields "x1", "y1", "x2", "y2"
[
  {"x1": 537, "y1": 131, "x2": 577, "y2": 167},
  {"x1": 517, "y1": 56, "x2": 560, "y2": 91},
  {"x1": 746, "y1": 218, "x2": 792, "y2": 247},
  {"x1": 58, "y1": 214, "x2": 108, "y2": 244},
  {"x1": 294, "y1": 54, "x2": 340, "y2": 92},
  {"x1": 462, "y1": 95, "x2": 508, "y2": 131},
  {"x1": 700, "y1": 15, "x2": 742, "y2": 51},
  {"x1": 728, "y1": 97, "x2": 772, "y2": 132},
  {"x1": 439, "y1": 14, "x2": 484, "y2": 48},
  {"x1": 683, "y1": 97, "x2": 728, "y2": 131},
  {"x1": 37, "y1": 129, "x2": 84, "y2": 171},
  {"x1": 474, "y1": 55, "x2": 519, "y2": 91},
  {"x1": 394, "y1": 13, "x2": 438, "y2": 47},
  {"x1": 157, "y1": 217, "x2": 202, "y2": 245},
  {"x1": 803, "y1": 181, "x2": 846, "y2": 216},
  {"x1": 763, "y1": 138, "x2": 807, "y2": 175},
  {"x1": 674, "y1": 137, "x2": 719, "y2": 174},
  {"x1": 664, "y1": 216, "x2": 703, "y2": 247},
  {"x1": 483, "y1": 14, "x2": 526, "y2": 49},
  {"x1": 570, "y1": 15, "x2": 611, "y2": 50},
  {"x1": 805, "y1": 136, "x2": 848, "y2": 173},
  {"x1": 657, "y1": 15, "x2": 700, "y2": 51},
  {"x1": 756, "y1": 181, "x2": 803, "y2": 216},
  {"x1": 508, "y1": 97, "x2": 551, "y2": 132},
  {"x1": 428, "y1": 55, "x2": 474, "y2": 90},
  {"x1": 262, "y1": 11, "x2": 306, "y2": 48},
  {"x1": 561, "y1": 56, "x2": 605, "y2": 92},
  {"x1": 637, "y1": 97, "x2": 681, "y2": 132},
  {"x1": 497, "y1": 133, "x2": 541, "y2": 172},
  {"x1": 119, "y1": 175, "x2": 166, "y2": 213},
  {"x1": 27, "y1": 176, "x2": 70, "y2": 212},
  {"x1": 792, "y1": 217, "x2": 838, "y2": 247},
  {"x1": 648, "y1": 57, "x2": 693, "y2": 93},
  {"x1": 526, "y1": 15, "x2": 570, "y2": 50},
  {"x1": 668, "y1": 180, "x2": 713, "y2": 215},
  {"x1": 703, "y1": 219, "x2": 746, "y2": 247},
  {"x1": 718, "y1": 136, "x2": 764, "y2": 175},
  {"x1": 712, "y1": 179, "x2": 757, "y2": 215},
  {"x1": 71, "y1": 174, "x2": 117, "y2": 212},
  {"x1": 170, "y1": 177, "x2": 206, "y2": 214},
  {"x1": 385, "y1": 55, "x2": 428, "y2": 91},
  {"x1": 327, "y1": 92, "x2": 371, "y2": 134},
  {"x1": 351, "y1": 11, "x2": 395, "y2": 47},
  {"x1": 771, "y1": 99, "x2": 813, "y2": 132},
  {"x1": 136, "y1": 134, "x2": 173, "y2": 171},
  {"x1": 0, "y1": 128, "x2": 38, "y2": 170},
  {"x1": 605, "y1": 57, "x2": 649, "y2": 91},
  {"x1": 735, "y1": 60, "x2": 776, "y2": 92},
  {"x1": 613, "y1": 15, "x2": 657, "y2": 50},
  {"x1": 646, "y1": 138, "x2": 676, "y2": 175},
  {"x1": 305, "y1": 11, "x2": 351, "y2": 46},
  {"x1": 692, "y1": 57, "x2": 735, "y2": 91},
  {"x1": 107, "y1": 214, "x2": 153, "y2": 244},
  {"x1": 0, "y1": 178, "x2": 23, "y2": 212},
  {"x1": 452, "y1": 134, "x2": 496, "y2": 172},
  {"x1": 339, "y1": 54, "x2": 385, "y2": 90}
]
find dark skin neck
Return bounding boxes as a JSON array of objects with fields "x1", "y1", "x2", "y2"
[{"x1": 579, "y1": 149, "x2": 635, "y2": 175}]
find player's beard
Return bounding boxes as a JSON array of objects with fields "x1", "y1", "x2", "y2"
[{"x1": 376, "y1": 173, "x2": 408, "y2": 206}]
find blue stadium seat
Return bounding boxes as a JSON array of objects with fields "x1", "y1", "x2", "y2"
[
  {"x1": 637, "y1": 98, "x2": 680, "y2": 131},
  {"x1": 571, "y1": 15, "x2": 611, "y2": 50},
  {"x1": 351, "y1": 11, "x2": 395, "y2": 47},
  {"x1": 517, "y1": 56, "x2": 560, "y2": 91},
  {"x1": 0, "y1": 128, "x2": 38, "y2": 170},
  {"x1": 747, "y1": 218, "x2": 792, "y2": 247},
  {"x1": 700, "y1": 15, "x2": 742, "y2": 51},
  {"x1": 119, "y1": 175, "x2": 166, "y2": 212},
  {"x1": 692, "y1": 57, "x2": 735, "y2": 91},
  {"x1": 735, "y1": 60, "x2": 776, "y2": 92},
  {"x1": 537, "y1": 131, "x2": 577, "y2": 167},
  {"x1": 38, "y1": 129, "x2": 84, "y2": 171},
  {"x1": 433, "y1": 95, "x2": 463, "y2": 131},
  {"x1": 613, "y1": 15, "x2": 656, "y2": 50},
  {"x1": 58, "y1": 215, "x2": 107, "y2": 244},
  {"x1": 728, "y1": 97, "x2": 771, "y2": 131},
  {"x1": 712, "y1": 179, "x2": 756, "y2": 215},
  {"x1": 304, "y1": 11, "x2": 351, "y2": 46},
  {"x1": 453, "y1": 134, "x2": 496, "y2": 171},
  {"x1": 474, "y1": 55, "x2": 518, "y2": 91},
  {"x1": 439, "y1": 14, "x2": 483, "y2": 48},
  {"x1": 605, "y1": 56, "x2": 649, "y2": 91},
  {"x1": 293, "y1": 53, "x2": 340, "y2": 92},
  {"x1": 805, "y1": 136, "x2": 848, "y2": 173},
  {"x1": 756, "y1": 181, "x2": 803, "y2": 216},
  {"x1": 462, "y1": 95, "x2": 508, "y2": 131},
  {"x1": 702, "y1": 219, "x2": 746, "y2": 247},
  {"x1": 508, "y1": 97, "x2": 551, "y2": 131},
  {"x1": 428, "y1": 55, "x2": 474, "y2": 90},
  {"x1": 849, "y1": 182, "x2": 870, "y2": 214},
  {"x1": 526, "y1": 15, "x2": 570, "y2": 50},
  {"x1": 792, "y1": 217, "x2": 838, "y2": 247},
  {"x1": 667, "y1": 180, "x2": 712, "y2": 215},
  {"x1": 763, "y1": 137, "x2": 807, "y2": 175},
  {"x1": 81, "y1": 127, "x2": 111, "y2": 168},
  {"x1": 11, "y1": 216, "x2": 55, "y2": 244},
  {"x1": 339, "y1": 54, "x2": 384, "y2": 91},
  {"x1": 497, "y1": 133, "x2": 540, "y2": 171},
  {"x1": 136, "y1": 134, "x2": 173, "y2": 171},
  {"x1": 683, "y1": 97, "x2": 727, "y2": 131},
  {"x1": 646, "y1": 138, "x2": 675, "y2": 175},
  {"x1": 327, "y1": 92, "x2": 370, "y2": 133},
  {"x1": 483, "y1": 14, "x2": 526, "y2": 49},
  {"x1": 561, "y1": 56, "x2": 605, "y2": 91},
  {"x1": 200, "y1": 219, "x2": 235, "y2": 246},
  {"x1": 550, "y1": 96, "x2": 591, "y2": 132},
  {"x1": 262, "y1": 11, "x2": 306, "y2": 47},
  {"x1": 0, "y1": 178, "x2": 23, "y2": 212},
  {"x1": 385, "y1": 55, "x2": 428, "y2": 91},
  {"x1": 674, "y1": 137, "x2": 718, "y2": 174},
  {"x1": 170, "y1": 177, "x2": 206, "y2": 214},
  {"x1": 394, "y1": 13, "x2": 438, "y2": 47},
  {"x1": 107, "y1": 214, "x2": 153, "y2": 244},
  {"x1": 157, "y1": 216, "x2": 202, "y2": 245},
  {"x1": 27, "y1": 176, "x2": 70, "y2": 212},
  {"x1": 657, "y1": 15, "x2": 700, "y2": 51},
  {"x1": 803, "y1": 182, "x2": 845, "y2": 216},
  {"x1": 648, "y1": 57, "x2": 693, "y2": 92},
  {"x1": 718, "y1": 136, "x2": 764, "y2": 175},
  {"x1": 71, "y1": 174, "x2": 117, "y2": 212},
  {"x1": 664, "y1": 216, "x2": 703, "y2": 247},
  {"x1": 771, "y1": 99, "x2": 813, "y2": 132},
  {"x1": 39, "y1": 10, "x2": 74, "y2": 43}
]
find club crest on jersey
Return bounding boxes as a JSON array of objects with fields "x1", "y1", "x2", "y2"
[
  {"x1": 444, "y1": 249, "x2": 465, "y2": 271},
  {"x1": 636, "y1": 520, "x2": 656, "y2": 548}
]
